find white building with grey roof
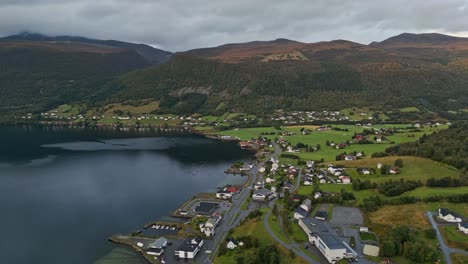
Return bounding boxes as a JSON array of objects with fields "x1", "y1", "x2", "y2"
[{"x1": 299, "y1": 218, "x2": 357, "y2": 263}]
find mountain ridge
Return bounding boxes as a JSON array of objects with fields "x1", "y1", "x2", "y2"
[{"x1": 0, "y1": 32, "x2": 468, "y2": 120}]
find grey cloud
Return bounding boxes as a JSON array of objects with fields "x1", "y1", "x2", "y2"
[{"x1": 0, "y1": 0, "x2": 467, "y2": 51}]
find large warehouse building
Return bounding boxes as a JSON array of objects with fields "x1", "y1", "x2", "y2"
[{"x1": 299, "y1": 218, "x2": 358, "y2": 263}]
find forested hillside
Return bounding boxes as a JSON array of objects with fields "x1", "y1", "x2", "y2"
[
  {"x1": 385, "y1": 122, "x2": 468, "y2": 170},
  {"x1": 1, "y1": 32, "x2": 468, "y2": 119},
  {"x1": 107, "y1": 34, "x2": 468, "y2": 116},
  {"x1": 0, "y1": 41, "x2": 150, "y2": 115}
]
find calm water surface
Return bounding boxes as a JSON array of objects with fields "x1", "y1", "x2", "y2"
[{"x1": 0, "y1": 126, "x2": 250, "y2": 264}]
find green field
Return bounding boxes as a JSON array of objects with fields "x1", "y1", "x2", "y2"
[
  {"x1": 400, "y1": 107, "x2": 420, "y2": 112},
  {"x1": 441, "y1": 225, "x2": 468, "y2": 251},
  {"x1": 334, "y1": 156, "x2": 459, "y2": 184},
  {"x1": 216, "y1": 124, "x2": 447, "y2": 162},
  {"x1": 360, "y1": 231, "x2": 378, "y2": 242},
  {"x1": 402, "y1": 186, "x2": 468, "y2": 198},
  {"x1": 298, "y1": 184, "x2": 377, "y2": 203},
  {"x1": 214, "y1": 216, "x2": 309, "y2": 264}
]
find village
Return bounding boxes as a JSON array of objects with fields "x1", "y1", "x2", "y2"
[{"x1": 107, "y1": 121, "x2": 467, "y2": 264}]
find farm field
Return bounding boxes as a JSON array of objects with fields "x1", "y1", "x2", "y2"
[{"x1": 368, "y1": 202, "x2": 468, "y2": 230}]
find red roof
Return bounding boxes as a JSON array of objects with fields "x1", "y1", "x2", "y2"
[{"x1": 227, "y1": 186, "x2": 241, "y2": 193}]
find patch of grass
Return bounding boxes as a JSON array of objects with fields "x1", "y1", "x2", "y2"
[
  {"x1": 452, "y1": 253, "x2": 468, "y2": 264},
  {"x1": 440, "y1": 225, "x2": 468, "y2": 251},
  {"x1": 215, "y1": 216, "x2": 310, "y2": 264},
  {"x1": 268, "y1": 214, "x2": 290, "y2": 243},
  {"x1": 400, "y1": 107, "x2": 420, "y2": 112},
  {"x1": 291, "y1": 222, "x2": 308, "y2": 242},
  {"x1": 360, "y1": 231, "x2": 378, "y2": 242}
]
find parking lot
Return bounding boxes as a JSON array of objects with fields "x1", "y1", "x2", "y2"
[{"x1": 330, "y1": 206, "x2": 363, "y2": 226}]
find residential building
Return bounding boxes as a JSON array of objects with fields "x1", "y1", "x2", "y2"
[
  {"x1": 147, "y1": 237, "x2": 168, "y2": 256},
  {"x1": 200, "y1": 213, "x2": 222, "y2": 237},
  {"x1": 175, "y1": 238, "x2": 204, "y2": 259},
  {"x1": 216, "y1": 189, "x2": 232, "y2": 199},
  {"x1": 458, "y1": 222, "x2": 468, "y2": 234},
  {"x1": 439, "y1": 208, "x2": 462, "y2": 223},
  {"x1": 252, "y1": 188, "x2": 275, "y2": 201},
  {"x1": 226, "y1": 238, "x2": 239, "y2": 249}
]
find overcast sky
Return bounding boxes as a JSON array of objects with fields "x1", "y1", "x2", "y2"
[{"x1": 0, "y1": 0, "x2": 467, "y2": 51}]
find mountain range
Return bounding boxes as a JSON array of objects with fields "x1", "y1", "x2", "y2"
[{"x1": 1, "y1": 32, "x2": 468, "y2": 119}]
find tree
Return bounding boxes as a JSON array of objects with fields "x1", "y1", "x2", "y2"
[
  {"x1": 349, "y1": 236, "x2": 356, "y2": 248},
  {"x1": 394, "y1": 158, "x2": 404, "y2": 168}
]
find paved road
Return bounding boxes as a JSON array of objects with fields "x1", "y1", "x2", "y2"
[
  {"x1": 426, "y1": 211, "x2": 468, "y2": 264},
  {"x1": 294, "y1": 168, "x2": 303, "y2": 191}
]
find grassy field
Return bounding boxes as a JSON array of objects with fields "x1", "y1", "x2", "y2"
[
  {"x1": 297, "y1": 184, "x2": 377, "y2": 203},
  {"x1": 102, "y1": 101, "x2": 160, "y2": 115},
  {"x1": 402, "y1": 186, "x2": 468, "y2": 198},
  {"x1": 216, "y1": 124, "x2": 447, "y2": 162},
  {"x1": 452, "y1": 253, "x2": 468, "y2": 264},
  {"x1": 368, "y1": 202, "x2": 468, "y2": 230},
  {"x1": 400, "y1": 107, "x2": 420, "y2": 112},
  {"x1": 440, "y1": 225, "x2": 468, "y2": 251},
  {"x1": 360, "y1": 231, "x2": 378, "y2": 242},
  {"x1": 214, "y1": 216, "x2": 309, "y2": 264},
  {"x1": 334, "y1": 156, "x2": 459, "y2": 184},
  {"x1": 341, "y1": 107, "x2": 375, "y2": 121}
]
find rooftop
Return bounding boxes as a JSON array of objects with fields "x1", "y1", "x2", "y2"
[
  {"x1": 148, "y1": 237, "x2": 167, "y2": 249},
  {"x1": 177, "y1": 238, "x2": 203, "y2": 252},
  {"x1": 195, "y1": 202, "x2": 218, "y2": 215}
]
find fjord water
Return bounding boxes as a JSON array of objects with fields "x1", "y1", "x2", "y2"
[{"x1": 0, "y1": 126, "x2": 250, "y2": 264}]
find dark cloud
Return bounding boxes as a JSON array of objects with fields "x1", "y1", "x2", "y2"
[{"x1": 0, "y1": 0, "x2": 467, "y2": 51}]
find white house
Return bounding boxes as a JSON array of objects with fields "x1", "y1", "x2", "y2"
[
  {"x1": 458, "y1": 222, "x2": 468, "y2": 234},
  {"x1": 252, "y1": 188, "x2": 275, "y2": 201},
  {"x1": 227, "y1": 239, "x2": 239, "y2": 249},
  {"x1": 307, "y1": 160, "x2": 315, "y2": 168},
  {"x1": 339, "y1": 176, "x2": 351, "y2": 184},
  {"x1": 265, "y1": 177, "x2": 275, "y2": 184},
  {"x1": 199, "y1": 213, "x2": 222, "y2": 237},
  {"x1": 439, "y1": 208, "x2": 462, "y2": 223},
  {"x1": 216, "y1": 189, "x2": 232, "y2": 199},
  {"x1": 314, "y1": 192, "x2": 322, "y2": 199},
  {"x1": 175, "y1": 238, "x2": 204, "y2": 259},
  {"x1": 303, "y1": 180, "x2": 312, "y2": 186}
]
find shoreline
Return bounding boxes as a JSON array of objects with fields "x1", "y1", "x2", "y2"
[{"x1": 104, "y1": 130, "x2": 258, "y2": 264}]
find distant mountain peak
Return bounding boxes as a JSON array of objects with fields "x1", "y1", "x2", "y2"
[
  {"x1": 374, "y1": 32, "x2": 464, "y2": 46},
  {"x1": 1, "y1": 32, "x2": 172, "y2": 65}
]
